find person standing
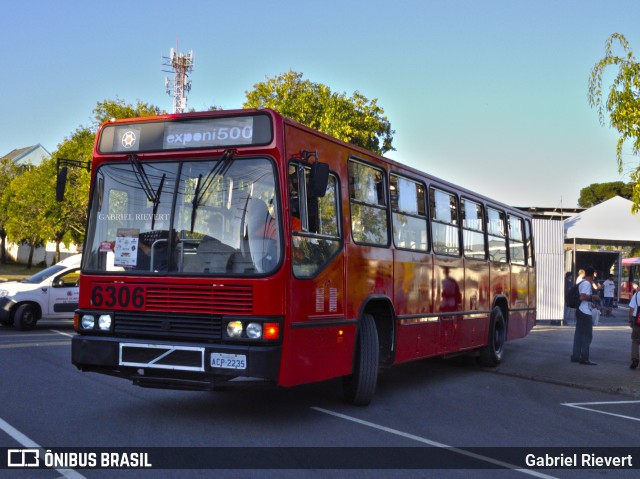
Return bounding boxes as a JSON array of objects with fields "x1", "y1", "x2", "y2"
[
  {"x1": 628, "y1": 291, "x2": 640, "y2": 369},
  {"x1": 571, "y1": 266, "x2": 599, "y2": 365},
  {"x1": 602, "y1": 275, "x2": 615, "y2": 317}
]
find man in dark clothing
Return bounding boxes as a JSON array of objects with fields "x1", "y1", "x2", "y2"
[{"x1": 571, "y1": 266, "x2": 599, "y2": 365}]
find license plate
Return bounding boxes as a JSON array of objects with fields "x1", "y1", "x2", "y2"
[{"x1": 211, "y1": 353, "x2": 246, "y2": 370}]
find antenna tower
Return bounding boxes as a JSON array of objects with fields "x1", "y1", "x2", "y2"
[{"x1": 163, "y1": 46, "x2": 194, "y2": 113}]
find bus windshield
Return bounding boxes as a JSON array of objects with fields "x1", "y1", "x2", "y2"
[{"x1": 83, "y1": 157, "x2": 281, "y2": 276}]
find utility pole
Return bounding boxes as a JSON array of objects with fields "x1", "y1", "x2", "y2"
[{"x1": 163, "y1": 45, "x2": 194, "y2": 113}]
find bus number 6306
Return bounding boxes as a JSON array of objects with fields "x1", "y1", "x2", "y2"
[{"x1": 91, "y1": 285, "x2": 145, "y2": 309}]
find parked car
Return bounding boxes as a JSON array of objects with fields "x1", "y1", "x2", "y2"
[{"x1": 0, "y1": 255, "x2": 81, "y2": 330}]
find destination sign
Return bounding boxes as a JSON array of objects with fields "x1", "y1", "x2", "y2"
[{"x1": 98, "y1": 114, "x2": 272, "y2": 154}]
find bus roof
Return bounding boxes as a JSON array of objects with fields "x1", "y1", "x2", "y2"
[{"x1": 95, "y1": 108, "x2": 530, "y2": 218}]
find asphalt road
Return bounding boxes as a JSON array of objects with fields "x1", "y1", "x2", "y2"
[{"x1": 1, "y1": 320, "x2": 639, "y2": 479}]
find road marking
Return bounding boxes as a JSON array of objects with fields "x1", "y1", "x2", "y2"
[
  {"x1": 0, "y1": 416, "x2": 86, "y2": 478},
  {"x1": 0, "y1": 341, "x2": 69, "y2": 349},
  {"x1": 311, "y1": 407, "x2": 559, "y2": 478},
  {"x1": 562, "y1": 400, "x2": 640, "y2": 422},
  {"x1": 0, "y1": 332, "x2": 61, "y2": 338},
  {"x1": 50, "y1": 329, "x2": 75, "y2": 338}
]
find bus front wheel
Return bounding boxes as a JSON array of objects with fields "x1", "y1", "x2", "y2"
[
  {"x1": 343, "y1": 313, "x2": 379, "y2": 406},
  {"x1": 478, "y1": 307, "x2": 506, "y2": 367}
]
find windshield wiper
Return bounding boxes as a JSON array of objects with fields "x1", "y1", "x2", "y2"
[
  {"x1": 128, "y1": 154, "x2": 166, "y2": 229},
  {"x1": 190, "y1": 149, "x2": 235, "y2": 232}
]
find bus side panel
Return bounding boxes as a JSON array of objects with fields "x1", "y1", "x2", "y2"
[
  {"x1": 461, "y1": 259, "x2": 491, "y2": 350},
  {"x1": 433, "y1": 256, "x2": 464, "y2": 355},
  {"x1": 279, "y1": 254, "x2": 354, "y2": 386},
  {"x1": 344, "y1": 243, "x2": 394, "y2": 327},
  {"x1": 508, "y1": 264, "x2": 529, "y2": 340},
  {"x1": 279, "y1": 325, "x2": 357, "y2": 387},
  {"x1": 393, "y1": 250, "x2": 435, "y2": 362},
  {"x1": 490, "y1": 261, "x2": 510, "y2": 316}
]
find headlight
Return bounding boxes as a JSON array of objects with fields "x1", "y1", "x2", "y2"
[
  {"x1": 226, "y1": 321, "x2": 243, "y2": 338},
  {"x1": 246, "y1": 322, "x2": 262, "y2": 339},
  {"x1": 81, "y1": 314, "x2": 95, "y2": 330},
  {"x1": 0, "y1": 290, "x2": 9, "y2": 297},
  {"x1": 98, "y1": 314, "x2": 112, "y2": 331}
]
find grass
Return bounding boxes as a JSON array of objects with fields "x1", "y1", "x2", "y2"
[{"x1": 0, "y1": 263, "x2": 46, "y2": 282}]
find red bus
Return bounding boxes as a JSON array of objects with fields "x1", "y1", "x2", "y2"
[
  {"x1": 69, "y1": 108, "x2": 536, "y2": 405},
  {"x1": 620, "y1": 257, "x2": 640, "y2": 301}
]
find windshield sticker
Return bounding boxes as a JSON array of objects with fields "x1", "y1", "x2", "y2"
[
  {"x1": 99, "y1": 241, "x2": 114, "y2": 253},
  {"x1": 114, "y1": 228, "x2": 139, "y2": 267}
]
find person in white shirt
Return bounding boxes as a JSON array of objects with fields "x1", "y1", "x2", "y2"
[
  {"x1": 602, "y1": 275, "x2": 615, "y2": 317},
  {"x1": 627, "y1": 290, "x2": 640, "y2": 369},
  {"x1": 570, "y1": 266, "x2": 599, "y2": 365}
]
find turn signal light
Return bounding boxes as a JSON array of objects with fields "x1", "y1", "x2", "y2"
[{"x1": 263, "y1": 323, "x2": 280, "y2": 340}]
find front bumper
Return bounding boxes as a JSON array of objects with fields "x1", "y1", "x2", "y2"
[
  {"x1": 72, "y1": 335, "x2": 281, "y2": 390},
  {"x1": 0, "y1": 297, "x2": 16, "y2": 322}
]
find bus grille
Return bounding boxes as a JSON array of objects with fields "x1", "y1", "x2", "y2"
[
  {"x1": 144, "y1": 284, "x2": 253, "y2": 315},
  {"x1": 114, "y1": 312, "x2": 223, "y2": 342}
]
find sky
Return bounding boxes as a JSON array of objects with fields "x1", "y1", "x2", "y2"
[{"x1": 1, "y1": 0, "x2": 639, "y2": 208}]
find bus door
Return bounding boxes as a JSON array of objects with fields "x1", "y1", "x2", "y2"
[
  {"x1": 429, "y1": 187, "x2": 464, "y2": 354},
  {"x1": 487, "y1": 206, "x2": 510, "y2": 326},
  {"x1": 390, "y1": 174, "x2": 435, "y2": 361},
  {"x1": 525, "y1": 219, "x2": 536, "y2": 331},
  {"x1": 508, "y1": 215, "x2": 529, "y2": 339},
  {"x1": 280, "y1": 163, "x2": 349, "y2": 386},
  {"x1": 461, "y1": 198, "x2": 490, "y2": 349}
]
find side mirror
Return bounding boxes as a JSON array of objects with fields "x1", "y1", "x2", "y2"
[
  {"x1": 56, "y1": 167, "x2": 68, "y2": 202},
  {"x1": 308, "y1": 162, "x2": 329, "y2": 198}
]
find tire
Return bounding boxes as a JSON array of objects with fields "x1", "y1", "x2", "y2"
[
  {"x1": 343, "y1": 313, "x2": 379, "y2": 406},
  {"x1": 14, "y1": 303, "x2": 39, "y2": 331},
  {"x1": 478, "y1": 307, "x2": 506, "y2": 367}
]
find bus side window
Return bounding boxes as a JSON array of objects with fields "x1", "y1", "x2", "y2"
[
  {"x1": 390, "y1": 174, "x2": 428, "y2": 251},
  {"x1": 290, "y1": 161, "x2": 341, "y2": 278},
  {"x1": 430, "y1": 187, "x2": 460, "y2": 256},
  {"x1": 487, "y1": 207, "x2": 508, "y2": 263},
  {"x1": 461, "y1": 199, "x2": 486, "y2": 260},
  {"x1": 348, "y1": 160, "x2": 388, "y2": 246},
  {"x1": 525, "y1": 219, "x2": 534, "y2": 267},
  {"x1": 508, "y1": 215, "x2": 526, "y2": 265}
]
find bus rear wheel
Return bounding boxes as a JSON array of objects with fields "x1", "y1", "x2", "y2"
[
  {"x1": 343, "y1": 313, "x2": 379, "y2": 406},
  {"x1": 478, "y1": 307, "x2": 506, "y2": 367}
]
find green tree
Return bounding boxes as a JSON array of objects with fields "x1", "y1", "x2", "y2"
[
  {"x1": 3, "y1": 165, "x2": 50, "y2": 267},
  {"x1": 588, "y1": 33, "x2": 640, "y2": 210},
  {"x1": 578, "y1": 181, "x2": 634, "y2": 207},
  {"x1": 244, "y1": 70, "x2": 394, "y2": 155},
  {"x1": 93, "y1": 98, "x2": 163, "y2": 127},
  {"x1": 0, "y1": 157, "x2": 20, "y2": 263}
]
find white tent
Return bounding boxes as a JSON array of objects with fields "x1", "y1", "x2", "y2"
[{"x1": 564, "y1": 196, "x2": 640, "y2": 245}]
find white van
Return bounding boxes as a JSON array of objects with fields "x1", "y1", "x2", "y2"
[{"x1": 0, "y1": 254, "x2": 81, "y2": 330}]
